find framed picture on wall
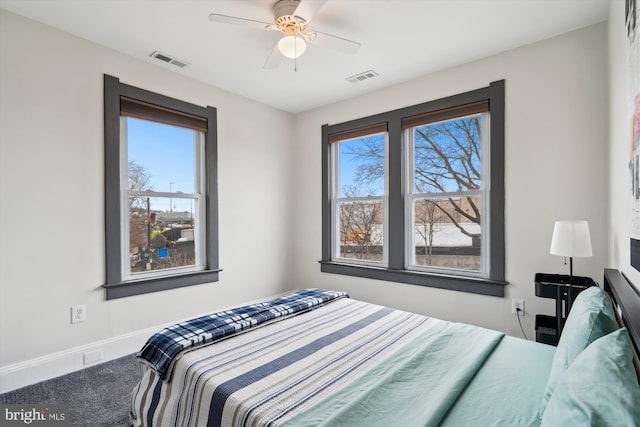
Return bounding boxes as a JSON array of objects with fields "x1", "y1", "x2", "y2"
[{"x1": 627, "y1": 0, "x2": 640, "y2": 271}]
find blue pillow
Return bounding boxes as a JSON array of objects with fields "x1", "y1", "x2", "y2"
[
  {"x1": 541, "y1": 328, "x2": 640, "y2": 426},
  {"x1": 539, "y1": 286, "x2": 619, "y2": 418}
]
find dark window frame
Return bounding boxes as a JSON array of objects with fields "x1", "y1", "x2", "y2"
[
  {"x1": 321, "y1": 80, "x2": 506, "y2": 297},
  {"x1": 103, "y1": 75, "x2": 220, "y2": 300}
]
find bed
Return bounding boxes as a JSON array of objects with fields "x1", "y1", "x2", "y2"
[{"x1": 130, "y1": 269, "x2": 640, "y2": 426}]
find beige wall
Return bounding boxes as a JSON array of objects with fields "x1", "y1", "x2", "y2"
[
  {"x1": 291, "y1": 23, "x2": 609, "y2": 338},
  {"x1": 0, "y1": 10, "x2": 295, "y2": 368}
]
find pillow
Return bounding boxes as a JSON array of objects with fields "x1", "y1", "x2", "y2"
[
  {"x1": 539, "y1": 286, "x2": 619, "y2": 418},
  {"x1": 541, "y1": 328, "x2": 640, "y2": 427}
]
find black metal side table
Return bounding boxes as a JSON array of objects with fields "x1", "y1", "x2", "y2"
[{"x1": 534, "y1": 273, "x2": 596, "y2": 345}]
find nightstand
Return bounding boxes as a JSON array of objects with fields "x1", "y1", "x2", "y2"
[{"x1": 534, "y1": 273, "x2": 596, "y2": 345}]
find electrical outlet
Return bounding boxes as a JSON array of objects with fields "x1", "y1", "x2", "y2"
[
  {"x1": 511, "y1": 299, "x2": 524, "y2": 315},
  {"x1": 71, "y1": 305, "x2": 86, "y2": 324}
]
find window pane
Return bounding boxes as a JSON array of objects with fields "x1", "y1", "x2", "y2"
[
  {"x1": 413, "y1": 114, "x2": 482, "y2": 194},
  {"x1": 337, "y1": 200, "x2": 384, "y2": 262},
  {"x1": 126, "y1": 117, "x2": 196, "y2": 193},
  {"x1": 129, "y1": 196, "x2": 197, "y2": 273},
  {"x1": 338, "y1": 134, "x2": 385, "y2": 197},
  {"x1": 413, "y1": 197, "x2": 481, "y2": 271}
]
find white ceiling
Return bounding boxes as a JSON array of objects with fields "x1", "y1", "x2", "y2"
[{"x1": 0, "y1": 0, "x2": 609, "y2": 113}]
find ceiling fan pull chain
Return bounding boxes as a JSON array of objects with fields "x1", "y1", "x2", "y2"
[{"x1": 294, "y1": 32, "x2": 298, "y2": 72}]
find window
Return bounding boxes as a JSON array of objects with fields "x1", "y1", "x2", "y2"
[
  {"x1": 103, "y1": 75, "x2": 220, "y2": 299},
  {"x1": 330, "y1": 124, "x2": 388, "y2": 265},
  {"x1": 321, "y1": 81, "x2": 505, "y2": 296},
  {"x1": 123, "y1": 117, "x2": 204, "y2": 278},
  {"x1": 405, "y1": 101, "x2": 488, "y2": 277}
]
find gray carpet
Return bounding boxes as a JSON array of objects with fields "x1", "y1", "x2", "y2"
[{"x1": 0, "y1": 353, "x2": 142, "y2": 426}]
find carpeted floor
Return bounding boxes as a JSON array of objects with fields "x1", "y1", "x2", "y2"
[{"x1": 0, "y1": 353, "x2": 142, "y2": 426}]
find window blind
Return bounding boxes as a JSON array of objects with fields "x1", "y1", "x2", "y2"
[
  {"x1": 120, "y1": 96, "x2": 208, "y2": 133},
  {"x1": 327, "y1": 123, "x2": 388, "y2": 144},
  {"x1": 401, "y1": 100, "x2": 488, "y2": 130}
]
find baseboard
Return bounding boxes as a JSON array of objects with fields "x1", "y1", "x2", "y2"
[
  {"x1": 0, "y1": 292, "x2": 292, "y2": 394},
  {"x1": 0, "y1": 325, "x2": 160, "y2": 394}
]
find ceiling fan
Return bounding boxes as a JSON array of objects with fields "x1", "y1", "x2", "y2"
[{"x1": 208, "y1": 0, "x2": 361, "y2": 69}]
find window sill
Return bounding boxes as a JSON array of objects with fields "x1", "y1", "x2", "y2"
[
  {"x1": 319, "y1": 261, "x2": 506, "y2": 297},
  {"x1": 103, "y1": 269, "x2": 222, "y2": 300}
]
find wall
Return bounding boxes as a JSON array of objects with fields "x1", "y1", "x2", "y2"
[
  {"x1": 0, "y1": 8, "x2": 615, "y2": 392},
  {"x1": 0, "y1": 10, "x2": 294, "y2": 389},
  {"x1": 291, "y1": 23, "x2": 609, "y2": 338},
  {"x1": 608, "y1": 0, "x2": 640, "y2": 290}
]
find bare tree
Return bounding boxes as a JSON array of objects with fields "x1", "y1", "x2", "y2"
[
  {"x1": 413, "y1": 117, "x2": 481, "y2": 238},
  {"x1": 346, "y1": 117, "x2": 482, "y2": 239},
  {"x1": 128, "y1": 160, "x2": 153, "y2": 209},
  {"x1": 415, "y1": 199, "x2": 444, "y2": 265},
  {"x1": 343, "y1": 137, "x2": 385, "y2": 190},
  {"x1": 339, "y1": 184, "x2": 383, "y2": 261},
  {"x1": 127, "y1": 161, "x2": 153, "y2": 269}
]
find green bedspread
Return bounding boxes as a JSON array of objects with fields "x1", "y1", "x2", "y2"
[
  {"x1": 439, "y1": 335, "x2": 556, "y2": 427},
  {"x1": 283, "y1": 321, "x2": 504, "y2": 427}
]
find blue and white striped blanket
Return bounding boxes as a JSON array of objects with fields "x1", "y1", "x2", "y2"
[
  {"x1": 136, "y1": 288, "x2": 348, "y2": 379},
  {"x1": 131, "y1": 292, "x2": 503, "y2": 427}
]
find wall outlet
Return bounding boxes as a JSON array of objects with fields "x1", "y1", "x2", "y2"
[
  {"x1": 511, "y1": 299, "x2": 524, "y2": 315},
  {"x1": 83, "y1": 348, "x2": 103, "y2": 365},
  {"x1": 71, "y1": 305, "x2": 86, "y2": 324}
]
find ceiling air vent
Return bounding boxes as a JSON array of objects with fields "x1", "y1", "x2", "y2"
[
  {"x1": 149, "y1": 50, "x2": 190, "y2": 68},
  {"x1": 346, "y1": 70, "x2": 379, "y2": 84}
]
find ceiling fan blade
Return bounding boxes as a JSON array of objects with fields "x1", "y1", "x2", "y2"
[
  {"x1": 208, "y1": 13, "x2": 272, "y2": 30},
  {"x1": 263, "y1": 44, "x2": 284, "y2": 69},
  {"x1": 313, "y1": 31, "x2": 361, "y2": 55},
  {"x1": 293, "y1": 0, "x2": 328, "y2": 24}
]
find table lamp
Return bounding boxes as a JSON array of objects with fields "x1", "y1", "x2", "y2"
[{"x1": 549, "y1": 220, "x2": 593, "y2": 280}]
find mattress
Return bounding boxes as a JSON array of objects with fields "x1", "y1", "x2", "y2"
[{"x1": 131, "y1": 291, "x2": 554, "y2": 427}]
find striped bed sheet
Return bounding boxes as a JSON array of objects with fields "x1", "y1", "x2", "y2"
[
  {"x1": 136, "y1": 288, "x2": 348, "y2": 380},
  {"x1": 130, "y1": 296, "x2": 501, "y2": 427}
]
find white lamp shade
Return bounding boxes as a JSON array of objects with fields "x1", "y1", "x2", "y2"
[
  {"x1": 278, "y1": 35, "x2": 306, "y2": 59},
  {"x1": 550, "y1": 220, "x2": 593, "y2": 258}
]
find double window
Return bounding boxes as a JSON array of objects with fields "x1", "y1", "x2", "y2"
[
  {"x1": 103, "y1": 75, "x2": 220, "y2": 299},
  {"x1": 321, "y1": 81, "x2": 505, "y2": 296}
]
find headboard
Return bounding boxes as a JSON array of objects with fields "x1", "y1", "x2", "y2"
[{"x1": 603, "y1": 268, "x2": 640, "y2": 383}]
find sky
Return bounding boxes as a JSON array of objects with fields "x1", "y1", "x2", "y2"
[
  {"x1": 338, "y1": 134, "x2": 385, "y2": 197},
  {"x1": 126, "y1": 116, "x2": 478, "y2": 212},
  {"x1": 336, "y1": 116, "x2": 482, "y2": 197},
  {"x1": 126, "y1": 117, "x2": 197, "y2": 214}
]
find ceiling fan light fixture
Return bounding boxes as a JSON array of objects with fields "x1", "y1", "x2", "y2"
[{"x1": 278, "y1": 35, "x2": 306, "y2": 59}]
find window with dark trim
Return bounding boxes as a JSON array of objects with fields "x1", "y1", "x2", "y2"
[
  {"x1": 321, "y1": 80, "x2": 505, "y2": 297},
  {"x1": 103, "y1": 75, "x2": 220, "y2": 299}
]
